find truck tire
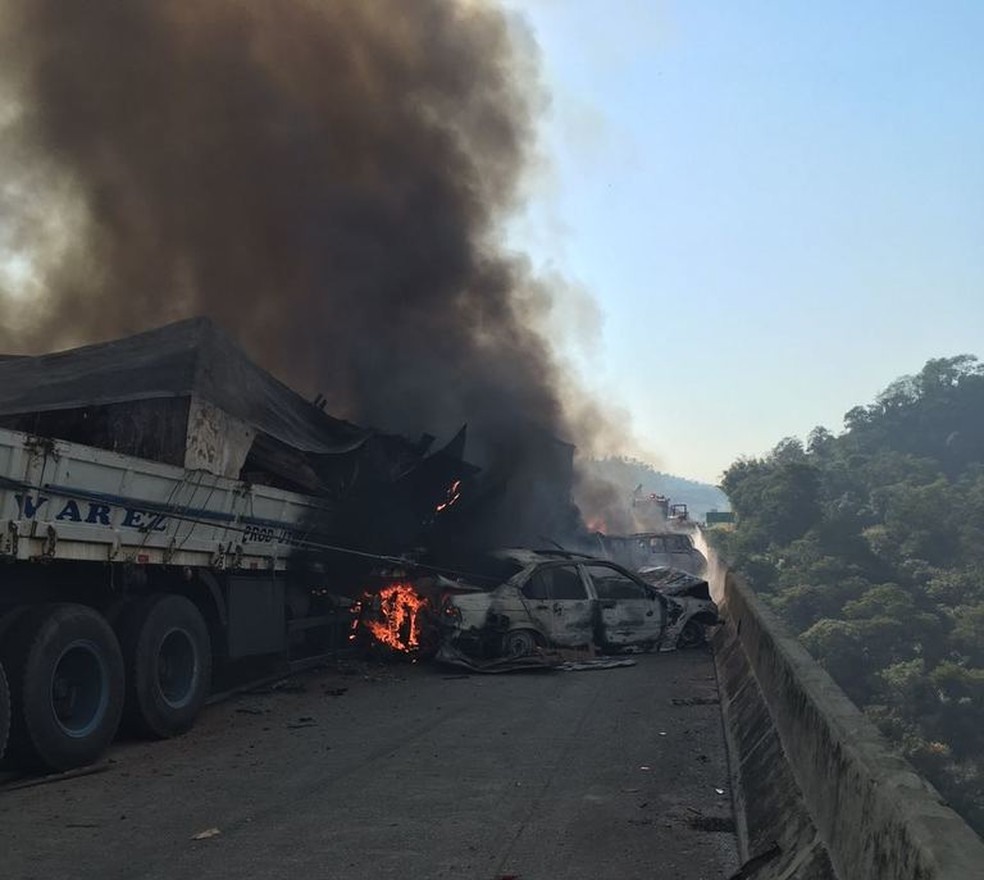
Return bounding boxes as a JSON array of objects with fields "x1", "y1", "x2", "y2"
[
  {"x1": 119, "y1": 594, "x2": 211, "y2": 739},
  {"x1": 1, "y1": 604, "x2": 124, "y2": 771},
  {"x1": 0, "y1": 661, "x2": 9, "y2": 763}
]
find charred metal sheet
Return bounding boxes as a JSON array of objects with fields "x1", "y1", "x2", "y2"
[
  {"x1": 434, "y1": 643, "x2": 560, "y2": 673},
  {"x1": 185, "y1": 395, "x2": 255, "y2": 478},
  {"x1": 560, "y1": 658, "x2": 637, "y2": 671}
]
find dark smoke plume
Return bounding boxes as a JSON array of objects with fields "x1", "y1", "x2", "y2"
[{"x1": 0, "y1": 0, "x2": 641, "y2": 537}]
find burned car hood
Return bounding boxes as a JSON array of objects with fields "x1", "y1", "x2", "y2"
[{"x1": 637, "y1": 566, "x2": 712, "y2": 602}]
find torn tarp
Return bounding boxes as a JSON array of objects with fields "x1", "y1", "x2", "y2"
[{"x1": 0, "y1": 318, "x2": 477, "y2": 507}]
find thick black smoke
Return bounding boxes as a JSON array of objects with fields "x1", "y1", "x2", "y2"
[{"x1": 0, "y1": 0, "x2": 638, "y2": 537}]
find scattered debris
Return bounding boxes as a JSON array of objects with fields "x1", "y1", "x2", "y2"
[
  {"x1": 0, "y1": 761, "x2": 111, "y2": 793},
  {"x1": 715, "y1": 787, "x2": 726, "y2": 795},
  {"x1": 671, "y1": 696, "x2": 720, "y2": 706},
  {"x1": 560, "y1": 658, "x2": 636, "y2": 671},
  {"x1": 286, "y1": 717, "x2": 318, "y2": 730},
  {"x1": 434, "y1": 643, "x2": 560, "y2": 674},
  {"x1": 191, "y1": 828, "x2": 222, "y2": 841},
  {"x1": 270, "y1": 680, "x2": 306, "y2": 694},
  {"x1": 245, "y1": 678, "x2": 306, "y2": 696}
]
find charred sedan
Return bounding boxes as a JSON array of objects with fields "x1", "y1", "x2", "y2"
[
  {"x1": 440, "y1": 550, "x2": 714, "y2": 658},
  {"x1": 637, "y1": 566, "x2": 720, "y2": 649}
]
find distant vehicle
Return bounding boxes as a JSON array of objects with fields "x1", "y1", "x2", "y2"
[
  {"x1": 440, "y1": 549, "x2": 717, "y2": 658},
  {"x1": 598, "y1": 532, "x2": 707, "y2": 576},
  {"x1": 631, "y1": 488, "x2": 670, "y2": 519}
]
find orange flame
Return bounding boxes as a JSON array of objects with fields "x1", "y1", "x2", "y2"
[
  {"x1": 435, "y1": 479, "x2": 462, "y2": 513},
  {"x1": 360, "y1": 582, "x2": 429, "y2": 652},
  {"x1": 587, "y1": 517, "x2": 608, "y2": 534}
]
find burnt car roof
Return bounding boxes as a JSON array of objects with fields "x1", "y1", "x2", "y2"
[
  {"x1": 606, "y1": 532, "x2": 695, "y2": 541},
  {"x1": 490, "y1": 548, "x2": 606, "y2": 567}
]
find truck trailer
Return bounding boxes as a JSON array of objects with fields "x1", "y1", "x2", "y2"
[{"x1": 0, "y1": 319, "x2": 471, "y2": 771}]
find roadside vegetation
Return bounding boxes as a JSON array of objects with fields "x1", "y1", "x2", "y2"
[{"x1": 711, "y1": 356, "x2": 984, "y2": 836}]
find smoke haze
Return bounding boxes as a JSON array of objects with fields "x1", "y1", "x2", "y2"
[{"x1": 0, "y1": 0, "x2": 646, "y2": 528}]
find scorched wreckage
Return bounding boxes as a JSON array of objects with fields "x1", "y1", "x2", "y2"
[{"x1": 0, "y1": 319, "x2": 716, "y2": 773}]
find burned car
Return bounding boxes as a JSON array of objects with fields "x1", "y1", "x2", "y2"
[
  {"x1": 599, "y1": 532, "x2": 707, "y2": 576},
  {"x1": 636, "y1": 566, "x2": 719, "y2": 648},
  {"x1": 440, "y1": 549, "x2": 718, "y2": 659}
]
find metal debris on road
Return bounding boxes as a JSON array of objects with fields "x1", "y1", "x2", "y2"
[
  {"x1": 560, "y1": 658, "x2": 637, "y2": 671},
  {"x1": 191, "y1": 828, "x2": 221, "y2": 841}
]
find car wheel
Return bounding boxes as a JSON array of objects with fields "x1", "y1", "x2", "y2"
[
  {"x1": 502, "y1": 629, "x2": 539, "y2": 658},
  {"x1": 118, "y1": 594, "x2": 212, "y2": 739},
  {"x1": 2, "y1": 603, "x2": 125, "y2": 771},
  {"x1": 677, "y1": 620, "x2": 706, "y2": 649}
]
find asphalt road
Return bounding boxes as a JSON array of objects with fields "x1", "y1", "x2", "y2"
[{"x1": 1, "y1": 649, "x2": 738, "y2": 880}]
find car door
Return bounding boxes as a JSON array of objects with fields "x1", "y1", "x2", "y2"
[
  {"x1": 581, "y1": 563, "x2": 665, "y2": 650},
  {"x1": 520, "y1": 563, "x2": 594, "y2": 647}
]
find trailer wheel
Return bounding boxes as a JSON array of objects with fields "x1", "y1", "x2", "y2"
[
  {"x1": 0, "y1": 661, "x2": 9, "y2": 763},
  {"x1": 1, "y1": 604, "x2": 124, "y2": 771},
  {"x1": 119, "y1": 594, "x2": 211, "y2": 739}
]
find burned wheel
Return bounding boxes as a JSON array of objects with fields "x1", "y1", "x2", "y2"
[
  {"x1": 502, "y1": 628, "x2": 539, "y2": 658},
  {"x1": 118, "y1": 594, "x2": 211, "y2": 739},
  {"x1": 677, "y1": 620, "x2": 706, "y2": 649},
  {"x1": 0, "y1": 661, "x2": 9, "y2": 763},
  {"x1": 1, "y1": 604, "x2": 124, "y2": 771}
]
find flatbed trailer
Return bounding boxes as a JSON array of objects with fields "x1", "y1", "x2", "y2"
[{"x1": 0, "y1": 425, "x2": 352, "y2": 772}]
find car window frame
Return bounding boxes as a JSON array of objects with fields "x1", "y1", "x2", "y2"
[
  {"x1": 522, "y1": 561, "x2": 590, "y2": 602},
  {"x1": 578, "y1": 560, "x2": 660, "y2": 602}
]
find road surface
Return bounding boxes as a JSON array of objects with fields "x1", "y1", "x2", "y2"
[{"x1": 1, "y1": 649, "x2": 738, "y2": 879}]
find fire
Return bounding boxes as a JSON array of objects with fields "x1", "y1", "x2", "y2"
[
  {"x1": 435, "y1": 479, "x2": 462, "y2": 513},
  {"x1": 356, "y1": 582, "x2": 430, "y2": 653},
  {"x1": 587, "y1": 517, "x2": 608, "y2": 534}
]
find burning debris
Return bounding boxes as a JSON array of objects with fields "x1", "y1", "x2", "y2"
[
  {"x1": 351, "y1": 583, "x2": 432, "y2": 656},
  {"x1": 435, "y1": 480, "x2": 462, "y2": 514}
]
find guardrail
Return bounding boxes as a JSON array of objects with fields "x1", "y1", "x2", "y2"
[{"x1": 713, "y1": 568, "x2": 984, "y2": 880}]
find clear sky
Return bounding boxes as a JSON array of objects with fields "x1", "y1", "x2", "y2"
[{"x1": 507, "y1": 1, "x2": 984, "y2": 483}]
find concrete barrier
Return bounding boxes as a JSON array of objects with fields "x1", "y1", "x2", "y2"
[{"x1": 713, "y1": 569, "x2": 984, "y2": 880}]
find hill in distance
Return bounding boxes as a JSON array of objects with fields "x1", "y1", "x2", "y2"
[{"x1": 583, "y1": 457, "x2": 730, "y2": 522}]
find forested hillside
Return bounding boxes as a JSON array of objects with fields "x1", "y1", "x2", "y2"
[{"x1": 712, "y1": 356, "x2": 984, "y2": 835}]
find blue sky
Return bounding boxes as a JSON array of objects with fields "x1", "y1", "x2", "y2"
[{"x1": 507, "y1": 1, "x2": 984, "y2": 483}]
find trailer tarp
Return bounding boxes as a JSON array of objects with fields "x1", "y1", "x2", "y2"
[{"x1": 0, "y1": 317, "x2": 369, "y2": 455}]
